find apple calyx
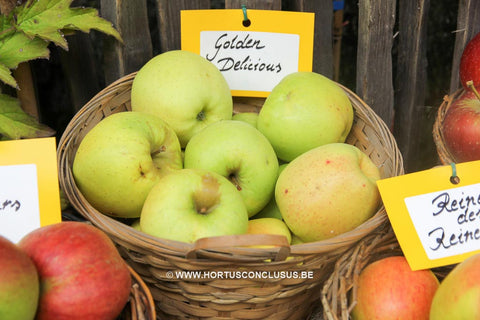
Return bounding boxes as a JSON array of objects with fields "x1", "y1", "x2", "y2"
[
  {"x1": 193, "y1": 173, "x2": 220, "y2": 214},
  {"x1": 196, "y1": 110, "x2": 206, "y2": 121},
  {"x1": 466, "y1": 80, "x2": 480, "y2": 101}
]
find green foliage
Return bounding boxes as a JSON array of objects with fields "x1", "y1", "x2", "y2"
[
  {"x1": 0, "y1": 0, "x2": 121, "y2": 89},
  {"x1": 0, "y1": 93, "x2": 55, "y2": 139}
]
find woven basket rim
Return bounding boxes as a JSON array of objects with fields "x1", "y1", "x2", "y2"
[
  {"x1": 57, "y1": 72, "x2": 404, "y2": 262},
  {"x1": 432, "y1": 88, "x2": 465, "y2": 165},
  {"x1": 127, "y1": 265, "x2": 157, "y2": 320}
]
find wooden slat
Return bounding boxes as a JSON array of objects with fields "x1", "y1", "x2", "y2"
[
  {"x1": 100, "y1": 0, "x2": 153, "y2": 85},
  {"x1": 393, "y1": 0, "x2": 429, "y2": 173},
  {"x1": 289, "y1": 0, "x2": 333, "y2": 79},
  {"x1": 356, "y1": 0, "x2": 396, "y2": 127},
  {"x1": 155, "y1": 0, "x2": 211, "y2": 53},
  {"x1": 449, "y1": 0, "x2": 480, "y2": 93}
]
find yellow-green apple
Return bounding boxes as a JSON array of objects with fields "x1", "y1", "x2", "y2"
[
  {"x1": 184, "y1": 120, "x2": 279, "y2": 217},
  {"x1": 275, "y1": 143, "x2": 381, "y2": 242},
  {"x1": 73, "y1": 111, "x2": 182, "y2": 218},
  {"x1": 232, "y1": 112, "x2": 258, "y2": 127},
  {"x1": 140, "y1": 168, "x2": 249, "y2": 243},
  {"x1": 257, "y1": 71, "x2": 354, "y2": 162},
  {"x1": 441, "y1": 87, "x2": 480, "y2": 162},
  {"x1": 0, "y1": 235, "x2": 39, "y2": 320},
  {"x1": 352, "y1": 256, "x2": 439, "y2": 320},
  {"x1": 291, "y1": 234, "x2": 304, "y2": 245},
  {"x1": 130, "y1": 219, "x2": 141, "y2": 231},
  {"x1": 430, "y1": 252, "x2": 480, "y2": 319},
  {"x1": 459, "y1": 31, "x2": 480, "y2": 91},
  {"x1": 18, "y1": 222, "x2": 132, "y2": 320},
  {"x1": 247, "y1": 218, "x2": 292, "y2": 244},
  {"x1": 252, "y1": 163, "x2": 287, "y2": 220},
  {"x1": 131, "y1": 50, "x2": 233, "y2": 147}
]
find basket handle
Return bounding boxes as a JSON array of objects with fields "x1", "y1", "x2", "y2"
[{"x1": 186, "y1": 234, "x2": 291, "y2": 261}]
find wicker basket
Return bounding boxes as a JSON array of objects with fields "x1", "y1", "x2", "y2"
[
  {"x1": 432, "y1": 88, "x2": 465, "y2": 165},
  {"x1": 321, "y1": 225, "x2": 455, "y2": 320},
  {"x1": 57, "y1": 72, "x2": 404, "y2": 320},
  {"x1": 122, "y1": 265, "x2": 157, "y2": 320}
]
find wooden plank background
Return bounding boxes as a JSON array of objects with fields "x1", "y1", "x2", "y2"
[{"x1": 27, "y1": 0, "x2": 477, "y2": 173}]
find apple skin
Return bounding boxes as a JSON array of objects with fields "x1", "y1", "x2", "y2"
[
  {"x1": 140, "y1": 168, "x2": 249, "y2": 243},
  {"x1": 232, "y1": 112, "x2": 259, "y2": 127},
  {"x1": 131, "y1": 50, "x2": 233, "y2": 147},
  {"x1": 0, "y1": 235, "x2": 39, "y2": 320},
  {"x1": 73, "y1": 111, "x2": 183, "y2": 218},
  {"x1": 460, "y1": 32, "x2": 480, "y2": 91},
  {"x1": 184, "y1": 120, "x2": 279, "y2": 217},
  {"x1": 247, "y1": 218, "x2": 292, "y2": 244},
  {"x1": 441, "y1": 90, "x2": 480, "y2": 162},
  {"x1": 18, "y1": 222, "x2": 132, "y2": 320},
  {"x1": 430, "y1": 253, "x2": 480, "y2": 319},
  {"x1": 257, "y1": 71, "x2": 354, "y2": 162},
  {"x1": 252, "y1": 163, "x2": 287, "y2": 220},
  {"x1": 352, "y1": 256, "x2": 439, "y2": 320},
  {"x1": 275, "y1": 143, "x2": 381, "y2": 242}
]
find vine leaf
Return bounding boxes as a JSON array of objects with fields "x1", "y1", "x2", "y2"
[
  {"x1": 0, "y1": 93, "x2": 55, "y2": 139},
  {"x1": 16, "y1": 0, "x2": 122, "y2": 50}
]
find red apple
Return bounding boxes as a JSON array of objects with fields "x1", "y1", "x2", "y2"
[
  {"x1": 351, "y1": 256, "x2": 439, "y2": 320},
  {"x1": 0, "y1": 235, "x2": 39, "y2": 320},
  {"x1": 18, "y1": 221, "x2": 131, "y2": 320},
  {"x1": 460, "y1": 32, "x2": 480, "y2": 91},
  {"x1": 441, "y1": 89, "x2": 480, "y2": 162},
  {"x1": 430, "y1": 253, "x2": 480, "y2": 319}
]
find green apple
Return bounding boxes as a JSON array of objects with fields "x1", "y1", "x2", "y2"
[
  {"x1": 232, "y1": 112, "x2": 259, "y2": 127},
  {"x1": 184, "y1": 120, "x2": 279, "y2": 217},
  {"x1": 247, "y1": 218, "x2": 292, "y2": 244},
  {"x1": 0, "y1": 235, "x2": 39, "y2": 320},
  {"x1": 130, "y1": 219, "x2": 141, "y2": 231},
  {"x1": 291, "y1": 234, "x2": 304, "y2": 245},
  {"x1": 257, "y1": 71, "x2": 354, "y2": 162},
  {"x1": 252, "y1": 163, "x2": 287, "y2": 220},
  {"x1": 275, "y1": 143, "x2": 381, "y2": 242},
  {"x1": 430, "y1": 253, "x2": 480, "y2": 319},
  {"x1": 73, "y1": 111, "x2": 183, "y2": 218},
  {"x1": 131, "y1": 50, "x2": 233, "y2": 147},
  {"x1": 140, "y1": 168, "x2": 248, "y2": 243},
  {"x1": 352, "y1": 256, "x2": 439, "y2": 320}
]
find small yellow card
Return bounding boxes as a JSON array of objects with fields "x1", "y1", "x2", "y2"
[
  {"x1": 378, "y1": 161, "x2": 480, "y2": 270},
  {"x1": 0, "y1": 137, "x2": 62, "y2": 243},
  {"x1": 181, "y1": 9, "x2": 314, "y2": 97}
]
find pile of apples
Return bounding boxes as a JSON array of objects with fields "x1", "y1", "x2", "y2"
[
  {"x1": 72, "y1": 50, "x2": 382, "y2": 245},
  {"x1": 0, "y1": 221, "x2": 132, "y2": 320},
  {"x1": 442, "y1": 31, "x2": 480, "y2": 162},
  {"x1": 351, "y1": 252, "x2": 480, "y2": 319}
]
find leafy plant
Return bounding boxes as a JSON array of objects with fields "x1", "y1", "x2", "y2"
[{"x1": 0, "y1": 0, "x2": 121, "y2": 139}]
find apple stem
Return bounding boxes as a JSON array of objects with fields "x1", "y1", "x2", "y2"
[
  {"x1": 467, "y1": 80, "x2": 480, "y2": 101},
  {"x1": 151, "y1": 145, "x2": 166, "y2": 157},
  {"x1": 229, "y1": 174, "x2": 242, "y2": 191}
]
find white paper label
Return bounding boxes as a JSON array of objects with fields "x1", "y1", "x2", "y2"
[
  {"x1": 0, "y1": 164, "x2": 40, "y2": 243},
  {"x1": 200, "y1": 31, "x2": 299, "y2": 92},
  {"x1": 405, "y1": 182, "x2": 480, "y2": 260}
]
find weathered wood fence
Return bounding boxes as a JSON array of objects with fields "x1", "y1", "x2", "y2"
[{"x1": 29, "y1": 0, "x2": 480, "y2": 173}]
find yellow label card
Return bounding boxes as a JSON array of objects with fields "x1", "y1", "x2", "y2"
[
  {"x1": 181, "y1": 9, "x2": 314, "y2": 97},
  {"x1": 0, "y1": 137, "x2": 61, "y2": 243},
  {"x1": 377, "y1": 161, "x2": 480, "y2": 270}
]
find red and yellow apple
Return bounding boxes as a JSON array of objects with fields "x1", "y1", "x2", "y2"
[
  {"x1": 0, "y1": 235, "x2": 39, "y2": 320},
  {"x1": 352, "y1": 256, "x2": 439, "y2": 320},
  {"x1": 18, "y1": 222, "x2": 132, "y2": 320}
]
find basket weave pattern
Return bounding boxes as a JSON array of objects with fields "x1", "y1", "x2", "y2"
[
  {"x1": 58, "y1": 72, "x2": 404, "y2": 319},
  {"x1": 432, "y1": 89, "x2": 465, "y2": 165}
]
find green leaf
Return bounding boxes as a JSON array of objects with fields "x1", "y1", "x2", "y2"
[
  {"x1": 0, "y1": 63, "x2": 17, "y2": 88},
  {"x1": 16, "y1": 0, "x2": 122, "y2": 50},
  {"x1": 0, "y1": 93, "x2": 56, "y2": 139},
  {"x1": 0, "y1": 31, "x2": 49, "y2": 70}
]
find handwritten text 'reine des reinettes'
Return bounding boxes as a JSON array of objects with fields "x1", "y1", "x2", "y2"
[
  {"x1": 429, "y1": 191, "x2": 480, "y2": 251},
  {"x1": 204, "y1": 33, "x2": 282, "y2": 73}
]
